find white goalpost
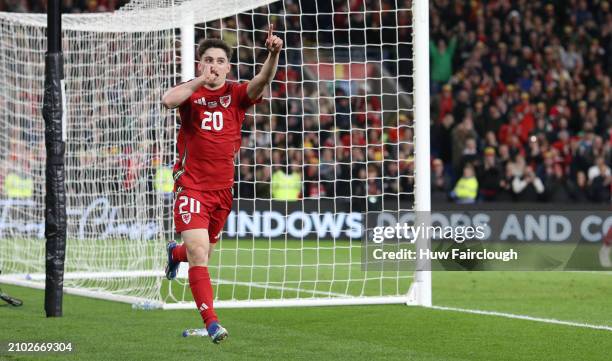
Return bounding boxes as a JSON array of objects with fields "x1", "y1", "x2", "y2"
[
  {"x1": 409, "y1": 0, "x2": 432, "y2": 307},
  {"x1": 0, "y1": 0, "x2": 431, "y2": 309}
]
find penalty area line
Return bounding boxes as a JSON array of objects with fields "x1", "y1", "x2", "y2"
[{"x1": 431, "y1": 305, "x2": 612, "y2": 332}]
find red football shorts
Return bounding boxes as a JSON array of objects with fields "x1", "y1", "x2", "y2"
[{"x1": 173, "y1": 187, "x2": 233, "y2": 243}]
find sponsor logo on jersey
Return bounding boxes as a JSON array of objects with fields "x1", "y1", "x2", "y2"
[
  {"x1": 194, "y1": 97, "x2": 206, "y2": 105},
  {"x1": 220, "y1": 95, "x2": 231, "y2": 108},
  {"x1": 181, "y1": 213, "x2": 191, "y2": 224},
  {"x1": 207, "y1": 101, "x2": 218, "y2": 108}
]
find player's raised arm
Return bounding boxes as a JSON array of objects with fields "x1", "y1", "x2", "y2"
[
  {"x1": 247, "y1": 24, "x2": 283, "y2": 101},
  {"x1": 161, "y1": 64, "x2": 218, "y2": 109}
]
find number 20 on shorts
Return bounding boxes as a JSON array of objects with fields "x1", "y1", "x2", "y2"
[{"x1": 178, "y1": 196, "x2": 201, "y2": 214}]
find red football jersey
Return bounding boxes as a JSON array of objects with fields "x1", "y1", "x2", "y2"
[{"x1": 174, "y1": 81, "x2": 260, "y2": 191}]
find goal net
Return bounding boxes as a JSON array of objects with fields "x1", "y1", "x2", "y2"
[{"x1": 0, "y1": 0, "x2": 430, "y2": 308}]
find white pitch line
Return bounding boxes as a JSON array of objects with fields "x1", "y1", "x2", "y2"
[
  {"x1": 431, "y1": 305, "x2": 612, "y2": 332},
  {"x1": 566, "y1": 271, "x2": 612, "y2": 276}
]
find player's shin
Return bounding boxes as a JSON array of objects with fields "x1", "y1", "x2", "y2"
[{"x1": 188, "y1": 266, "x2": 218, "y2": 328}]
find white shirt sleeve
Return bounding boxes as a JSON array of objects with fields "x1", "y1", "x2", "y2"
[
  {"x1": 512, "y1": 177, "x2": 527, "y2": 194},
  {"x1": 533, "y1": 177, "x2": 545, "y2": 194}
]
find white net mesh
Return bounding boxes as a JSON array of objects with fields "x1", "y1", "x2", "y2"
[
  {"x1": 0, "y1": 0, "x2": 418, "y2": 307},
  {"x1": 0, "y1": 11, "x2": 176, "y2": 302}
]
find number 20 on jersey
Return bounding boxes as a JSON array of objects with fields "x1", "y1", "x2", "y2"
[{"x1": 201, "y1": 111, "x2": 223, "y2": 131}]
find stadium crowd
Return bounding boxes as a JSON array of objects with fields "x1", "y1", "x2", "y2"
[
  {"x1": 430, "y1": 0, "x2": 612, "y2": 203},
  {"x1": 1, "y1": 0, "x2": 611, "y2": 205},
  {"x1": 185, "y1": 0, "x2": 415, "y2": 203},
  {"x1": 191, "y1": 0, "x2": 612, "y2": 205},
  {"x1": 233, "y1": 0, "x2": 612, "y2": 204}
]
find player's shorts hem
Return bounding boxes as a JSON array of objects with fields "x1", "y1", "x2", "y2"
[{"x1": 173, "y1": 188, "x2": 233, "y2": 243}]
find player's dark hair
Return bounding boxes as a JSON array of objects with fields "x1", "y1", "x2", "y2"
[{"x1": 197, "y1": 38, "x2": 233, "y2": 61}]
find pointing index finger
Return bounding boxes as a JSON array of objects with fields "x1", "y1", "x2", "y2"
[{"x1": 268, "y1": 23, "x2": 274, "y2": 38}]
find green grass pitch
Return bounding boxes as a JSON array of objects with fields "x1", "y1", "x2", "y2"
[{"x1": 1, "y1": 271, "x2": 611, "y2": 361}]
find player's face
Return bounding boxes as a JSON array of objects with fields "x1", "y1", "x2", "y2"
[{"x1": 199, "y1": 47, "x2": 230, "y2": 87}]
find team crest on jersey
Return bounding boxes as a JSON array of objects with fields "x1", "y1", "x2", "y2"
[
  {"x1": 181, "y1": 213, "x2": 191, "y2": 224},
  {"x1": 220, "y1": 95, "x2": 231, "y2": 108},
  {"x1": 194, "y1": 97, "x2": 206, "y2": 105},
  {"x1": 207, "y1": 101, "x2": 218, "y2": 108}
]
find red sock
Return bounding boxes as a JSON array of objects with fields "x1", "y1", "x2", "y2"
[
  {"x1": 188, "y1": 266, "x2": 218, "y2": 328},
  {"x1": 172, "y1": 243, "x2": 187, "y2": 262}
]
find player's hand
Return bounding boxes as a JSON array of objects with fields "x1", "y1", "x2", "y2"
[
  {"x1": 265, "y1": 24, "x2": 283, "y2": 55},
  {"x1": 199, "y1": 64, "x2": 218, "y2": 84}
]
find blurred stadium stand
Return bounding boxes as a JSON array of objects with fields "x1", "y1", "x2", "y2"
[{"x1": 2, "y1": 0, "x2": 610, "y2": 205}]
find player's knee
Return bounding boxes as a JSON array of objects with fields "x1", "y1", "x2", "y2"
[
  {"x1": 182, "y1": 229, "x2": 211, "y2": 266},
  {"x1": 186, "y1": 244, "x2": 209, "y2": 266}
]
